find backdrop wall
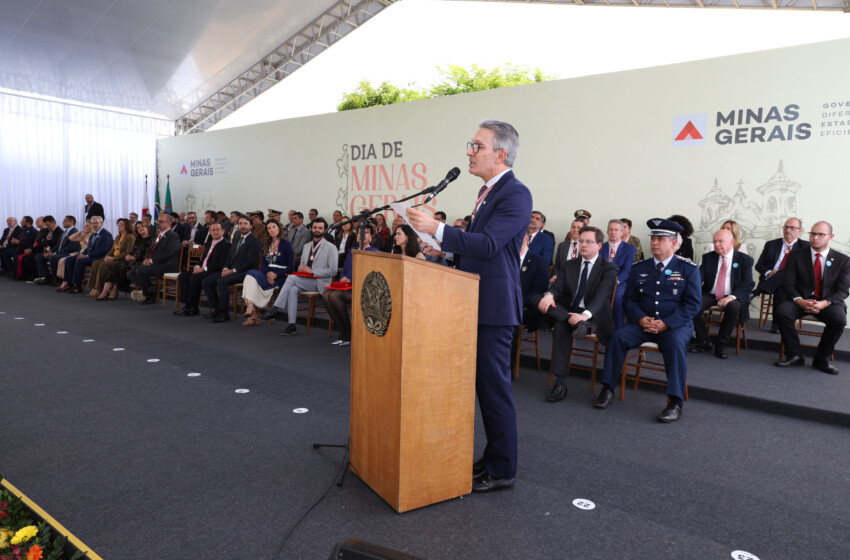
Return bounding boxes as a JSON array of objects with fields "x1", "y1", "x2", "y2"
[{"x1": 158, "y1": 38, "x2": 850, "y2": 261}]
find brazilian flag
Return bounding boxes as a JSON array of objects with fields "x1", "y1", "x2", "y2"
[{"x1": 154, "y1": 179, "x2": 161, "y2": 220}]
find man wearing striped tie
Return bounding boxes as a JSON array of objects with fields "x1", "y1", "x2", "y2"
[{"x1": 688, "y1": 229, "x2": 754, "y2": 359}]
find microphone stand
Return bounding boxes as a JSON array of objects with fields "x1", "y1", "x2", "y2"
[{"x1": 313, "y1": 185, "x2": 442, "y2": 485}]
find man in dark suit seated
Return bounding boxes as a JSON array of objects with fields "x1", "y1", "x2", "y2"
[
  {"x1": 19, "y1": 216, "x2": 59, "y2": 281},
  {"x1": 203, "y1": 215, "x2": 262, "y2": 323},
  {"x1": 533, "y1": 226, "x2": 617, "y2": 402},
  {"x1": 752, "y1": 217, "x2": 810, "y2": 333},
  {"x1": 601, "y1": 219, "x2": 637, "y2": 328},
  {"x1": 774, "y1": 221, "x2": 850, "y2": 374},
  {"x1": 33, "y1": 216, "x2": 65, "y2": 284},
  {"x1": 551, "y1": 219, "x2": 585, "y2": 283},
  {"x1": 525, "y1": 211, "x2": 554, "y2": 266},
  {"x1": 510, "y1": 238, "x2": 550, "y2": 378},
  {"x1": 688, "y1": 229, "x2": 755, "y2": 359},
  {"x1": 407, "y1": 118, "x2": 532, "y2": 493},
  {"x1": 66, "y1": 216, "x2": 113, "y2": 293},
  {"x1": 174, "y1": 222, "x2": 230, "y2": 316},
  {"x1": 593, "y1": 219, "x2": 701, "y2": 423},
  {"x1": 36, "y1": 216, "x2": 78, "y2": 285},
  {"x1": 3, "y1": 216, "x2": 38, "y2": 280},
  {"x1": 127, "y1": 214, "x2": 181, "y2": 304}
]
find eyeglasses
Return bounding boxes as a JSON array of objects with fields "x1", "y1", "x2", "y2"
[
  {"x1": 466, "y1": 142, "x2": 501, "y2": 154},
  {"x1": 808, "y1": 232, "x2": 830, "y2": 238}
]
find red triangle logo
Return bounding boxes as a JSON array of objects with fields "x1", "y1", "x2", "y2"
[
  {"x1": 675, "y1": 121, "x2": 703, "y2": 141},
  {"x1": 180, "y1": 165, "x2": 188, "y2": 174}
]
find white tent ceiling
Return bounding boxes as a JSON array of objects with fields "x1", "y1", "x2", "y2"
[{"x1": 1, "y1": 0, "x2": 847, "y2": 134}]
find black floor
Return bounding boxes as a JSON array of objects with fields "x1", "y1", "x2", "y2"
[{"x1": 2, "y1": 279, "x2": 849, "y2": 560}]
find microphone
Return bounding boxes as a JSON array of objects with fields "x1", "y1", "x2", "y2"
[{"x1": 423, "y1": 167, "x2": 461, "y2": 204}]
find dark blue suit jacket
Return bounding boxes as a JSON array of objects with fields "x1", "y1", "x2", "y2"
[
  {"x1": 520, "y1": 252, "x2": 549, "y2": 332},
  {"x1": 83, "y1": 228, "x2": 114, "y2": 260},
  {"x1": 755, "y1": 238, "x2": 810, "y2": 280},
  {"x1": 441, "y1": 170, "x2": 533, "y2": 326},
  {"x1": 527, "y1": 231, "x2": 554, "y2": 266},
  {"x1": 1, "y1": 225, "x2": 22, "y2": 248},
  {"x1": 601, "y1": 241, "x2": 636, "y2": 291},
  {"x1": 16, "y1": 226, "x2": 38, "y2": 254}
]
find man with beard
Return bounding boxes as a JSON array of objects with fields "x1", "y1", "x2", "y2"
[
  {"x1": 259, "y1": 218, "x2": 337, "y2": 336},
  {"x1": 203, "y1": 215, "x2": 262, "y2": 323}
]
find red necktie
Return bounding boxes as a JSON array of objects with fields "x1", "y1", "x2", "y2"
[
  {"x1": 778, "y1": 244, "x2": 791, "y2": 269},
  {"x1": 715, "y1": 255, "x2": 727, "y2": 300},
  {"x1": 814, "y1": 253, "x2": 823, "y2": 299}
]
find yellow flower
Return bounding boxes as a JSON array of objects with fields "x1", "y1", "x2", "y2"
[
  {"x1": 0, "y1": 527, "x2": 15, "y2": 549},
  {"x1": 10, "y1": 525, "x2": 38, "y2": 545}
]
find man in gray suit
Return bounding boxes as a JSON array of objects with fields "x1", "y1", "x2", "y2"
[{"x1": 286, "y1": 211, "x2": 310, "y2": 262}]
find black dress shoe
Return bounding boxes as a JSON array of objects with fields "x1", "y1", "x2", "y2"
[
  {"x1": 688, "y1": 340, "x2": 712, "y2": 353},
  {"x1": 174, "y1": 307, "x2": 188, "y2": 315},
  {"x1": 775, "y1": 355, "x2": 804, "y2": 368},
  {"x1": 812, "y1": 358, "x2": 839, "y2": 375},
  {"x1": 657, "y1": 402, "x2": 683, "y2": 423},
  {"x1": 571, "y1": 322, "x2": 592, "y2": 339},
  {"x1": 714, "y1": 345, "x2": 728, "y2": 359},
  {"x1": 471, "y1": 472, "x2": 515, "y2": 493},
  {"x1": 593, "y1": 387, "x2": 614, "y2": 409},
  {"x1": 769, "y1": 323, "x2": 779, "y2": 334},
  {"x1": 184, "y1": 307, "x2": 199, "y2": 316},
  {"x1": 141, "y1": 297, "x2": 156, "y2": 305},
  {"x1": 546, "y1": 383, "x2": 568, "y2": 402},
  {"x1": 472, "y1": 458, "x2": 486, "y2": 478},
  {"x1": 258, "y1": 308, "x2": 278, "y2": 321},
  {"x1": 212, "y1": 313, "x2": 230, "y2": 323},
  {"x1": 280, "y1": 323, "x2": 297, "y2": 336},
  {"x1": 205, "y1": 309, "x2": 220, "y2": 319}
]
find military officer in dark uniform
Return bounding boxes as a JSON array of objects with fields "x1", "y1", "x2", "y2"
[{"x1": 593, "y1": 218, "x2": 702, "y2": 422}]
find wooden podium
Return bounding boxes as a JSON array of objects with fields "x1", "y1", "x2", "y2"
[{"x1": 349, "y1": 251, "x2": 479, "y2": 512}]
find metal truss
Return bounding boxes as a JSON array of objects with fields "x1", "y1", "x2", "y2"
[
  {"x1": 176, "y1": 0, "x2": 396, "y2": 135},
  {"x1": 483, "y1": 0, "x2": 849, "y2": 11}
]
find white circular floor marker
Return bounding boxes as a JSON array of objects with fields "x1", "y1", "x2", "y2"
[
  {"x1": 293, "y1": 408, "x2": 308, "y2": 414},
  {"x1": 83, "y1": 339, "x2": 94, "y2": 342},
  {"x1": 113, "y1": 347, "x2": 125, "y2": 351},
  {"x1": 34, "y1": 323, "x2": 44, "y2": 326},
  {"x1": 235, "y1": 388, "x2": 250, "y2": 394},
  {"x1": 572, "y1": 498, "x2": 595, "y2": 510},
  {"x1": 731, "y1": 551, "x2": 759, "y2": 560},
  {"x1": 147, "y1": 358, "x2": 160, "y2": 363},
  {"x1": 14, "y1": 317, "x2": 24, "y2": 320},
  {"x1": 56, "y1": 331, "x2": 68, "y2": 334},
  {"x1": 187, "y1": 372, "x2": 201, "y2": 377}
]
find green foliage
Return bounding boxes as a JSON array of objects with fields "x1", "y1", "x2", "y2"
[
  {"x1": 337, "y1": 64, "x2": 553, "y2": 111},
  {"x1": 428, "y1": 64, "x2": 551, "y2": 97},
  {"x1": 337, "y1": 80, "x2": 427, "y2": 111}
]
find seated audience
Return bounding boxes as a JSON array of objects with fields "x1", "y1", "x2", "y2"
[
  {"x1": 1, "y1": 216, "x2": 31, "y2": 277},
  {"x1": 620, "y1": 218, "x2": 643, "y2": 262},
  {"x1": 704, "y1": 219, "x2": 748, "y2": 255},
  {"x1": 0, "y1": 217, "x2": 21, "y2": 256},
  {"x1": 552, "y1": 219, "x2": 584, "y2": 282},
  {"x1": 601, "y1": 219, "x2": 637, "y2": 328},
  {"x1": 35, "y1": 216, "x2": 71, "y2": 285},
  {"x1": 334, "y1": 216, "x2": 357, "y2": 268},
  {"x1": 86, "y1": 218, "x2": 135, "y2": 297},
  {"x1": 240, "y1": 220, "x2": 294, "y2": 326},
  {"x1": 390, "y1": 224, "x2": 425, "y2": 259},
  {"x1": 688, "y1": 229, "x2": 754, "y2": 359},
  {"x1": 203, "y1": 215, "x2": 262, "y2": 323},
  {"x1": 286, "y1": 211, "x2": 310, "y2": 262},
  {"x1": 774, "y1": 221, "x2": 850, "y2": 375},
  {"x1": 752, "y1": 217, "x2": 809, "y2": 333},
  {"x1": 533, "y1": 226, "x2": 617, "y2": 402},
  {"x1": 374, "y1": 213, "x2": 391, "y2": 251},
  {"x1": 99, "y1": 222, "x2": 153, "y2": 300},
  {"x1": 55, "y1": 221, "x2": 92, "y2": 290},
  {"x1": 259, "y1": 218, "x2": 337, "y2": 336},
  {"x1": 182, "y1": 211, "x2": 207, "y2": 246},
  {"x1": 669, "y1": 214, "x2": 695, "y2": 260},
  {"x1": 511, "y1": 234, "x2": 550, "y2": 376},
  {"x1": 323, "y1": 224, "x2": 380, "y2": 346},
  {"x1": 127, "y1": 214, "x2": 181, "y2": 304},
  {"x1": 174, "y1": 222, "x2": 230, "y2": 314},
  {"x1": 7, "y1": 216, "x2": 40, "y2": 280},
  {"x1": 65, "y1": 216, "x2": 113, "y2": 293},
  {"x1": 526, "y1": 210, "x2": 554, "y2": 265}
]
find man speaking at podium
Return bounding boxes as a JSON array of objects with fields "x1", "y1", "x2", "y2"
[{"x1": 407, "y1": 119, "x2": 533, "y2": 493}]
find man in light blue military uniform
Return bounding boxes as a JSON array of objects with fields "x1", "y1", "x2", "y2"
[{"x1": 593, "y1": 218, "x2": 702, "y2": 422}]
